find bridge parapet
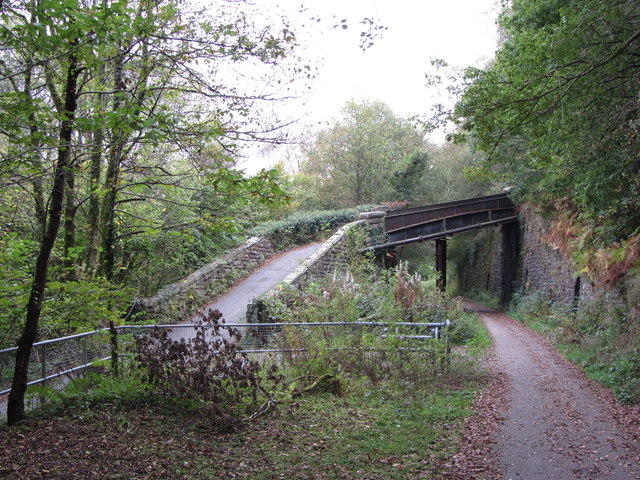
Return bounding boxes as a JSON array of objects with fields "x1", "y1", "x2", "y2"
[{"x1": 247, "y1": 211, "x2": 385, "y2": 322}]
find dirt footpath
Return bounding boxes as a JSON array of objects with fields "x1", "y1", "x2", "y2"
[{"x1": 461, "y1": 303, "x2": 640, "y2": 480}]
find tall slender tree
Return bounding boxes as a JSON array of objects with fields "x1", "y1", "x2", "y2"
[{"x1": 1, "y1": 0, "x2": 303, "y2": 424}]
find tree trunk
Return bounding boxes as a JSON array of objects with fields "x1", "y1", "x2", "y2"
[
  {"x1": 85, "y1": 65, "x2": 107, "y2": 276},
  {"x1": 99, "y1": 53, "x2": 125, "y2": 281},
  {"x1": 62, "y1": 165, "x2": 77, "y2": 280},
  {"x1": 7, "y1": 53, "x2": 80, "y2": 426},
  {"x1": 23, "y1": 67, "x2": 47, "y2": 237},
  {"x1": 99, "y1": 143, "x2": 121, "y2": 281},
  {"x1": 85, "y1": 130, "x2": 104, "y2": 274}
]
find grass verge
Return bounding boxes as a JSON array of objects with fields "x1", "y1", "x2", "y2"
[{"x1": 1, "y1": 371, "x2": 483, "y2": 480}]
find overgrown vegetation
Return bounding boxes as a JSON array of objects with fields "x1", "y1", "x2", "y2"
[
  {"x1": 450, "y1": 0, "x2": 639, "y2": 246},
  {"x1": 134, "y1": 310, "x2": 282, "y2": 432},
  {"x1": 247, "y1": 253, "x2": 491, "y2": 399},
  {"x1": 510, "y1": 291, "x2": 640, "y2": 405},
  {"x1": 0, "y1": 0, "x2": 314, "y2": 424},
  {"x1": 290, "y1": 101, "x2": 497, "y2": 211},
  {"x1": 249, "y1": 205, "x2": 378, "y2": 247},
  {"x1": 1, "y1": 253, "x2": 493, "y2": 477},
  {"x1": 435, "y1": 0, "x2": 639, "y2": 406}
]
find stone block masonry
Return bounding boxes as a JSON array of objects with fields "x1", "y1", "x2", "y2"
[
  {"x1": 247, "y1": 212, "x2": 385, "y2": 322},
  {"x1": 134, "y1": 211, "x2": 387, "y2": 324},
  {"x1": 134, "y1": 236, "x2": 278, "y2": 324},
  {"x1": 359, "y1": 210, "x2": 387, "y2": 247},
  {"x1": 459, "y1": 205, "x2": 585, "y2": 307},
  {"x1": 519, "y1": 206, "x2": 581, "y2": 306},
  {"x1": 275, "y1": 220, "x2": 365, "y2": 289},
  {"x1": 515, "y1": 207, "x2": 640, "y2": 328},
  {"x1": 457, "y1": 204, "x2": 638, "y2": 323}
]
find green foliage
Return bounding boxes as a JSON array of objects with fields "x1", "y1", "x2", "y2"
[
  {"x1": 260, "y1": 256, "x2": 483, "y2": 388},
  {"x1": 510, "y1": 291, "x2": 554, "y2": 320},
  {"x1": 294, "y1": 100, "x2": 427, "y2": 209},
  {"x1": 583, "y1": 355, "x2": 640, "y2": 406},
  {"x1": 413, "y1": 143, "x2": 496, "y2": 205},
  {"x1": 453, "y1": 0, "x2": 640, "y2": 243},
  {"x1": 448, "y1": 311, "x2": 492, "y2": 353},
  {"x1": 40, "y1": 278, "x2": 135, "y2": 336},
  {"x1": 0, "y1": 234, "x2": 37, "y2": 346},
  {"x1": 464, "y1": 290, "x2": 502, "y2": 310},
  {"x1": 390, "y1": 150, "x2": 430, "y2": 202},
  {"x1": 249, "y1": 205, "x2": 377, "y2": 247},
  {"x1": 25, "y1": 369, "x2": 153, "y2": 418},
  {"x1": 0, "y1": 0, "x2": 306, "y2": 349}
]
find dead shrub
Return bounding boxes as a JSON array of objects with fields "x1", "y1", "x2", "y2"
[{"x1": 135, "y1": 309, "x2": 281, "y2": 431}]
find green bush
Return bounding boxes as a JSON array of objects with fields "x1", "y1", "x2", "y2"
[
  {"x1": 40, "y1": 278, "x2": 135, "y2": 337},
  {"x1": 249, "y1": 206, "x2": 379, "y2": 247},
  {"x1": 259, "y1": 256, "x2": 486, "y2": 389},
  {"x1": 0, "y1": 233, "x2": 38, "y2": 348}
]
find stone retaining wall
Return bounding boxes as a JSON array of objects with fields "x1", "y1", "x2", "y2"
[
  {"x1": 246, "y1": 212, "x2": 386, "y2": 322},
  {"x1": 518, "y1": 206, "x2": 585, "y2": 306},
  {"x1": 458, "y1": 206, "x2": 586, "y2": 307},
  {"x1": 134, "y1": 236, "x2": 277, "y2": 323},
  {"x1": 457, "y1": 205, "x2": 639, "y2": 319}
]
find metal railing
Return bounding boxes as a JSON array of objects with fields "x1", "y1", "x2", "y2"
[
  {"x1": 0, "y1": 329, "x2": 113, "y2": 397},
  {"x1": 1, "y1": 320, "x2": 450, "y2": 422}
]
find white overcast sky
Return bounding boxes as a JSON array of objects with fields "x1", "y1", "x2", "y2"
[{"x1": 238, "y1": 0, "x2": 501, "y2": 171}]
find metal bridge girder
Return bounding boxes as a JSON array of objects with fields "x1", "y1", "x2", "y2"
[{"x1": 374, "y1": 193, "x2": 518, "y2": 249}]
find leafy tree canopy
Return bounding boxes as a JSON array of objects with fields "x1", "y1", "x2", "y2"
[
  {"x1": 453, "y1": 0, "x2": 639, "y2": 243},
  {"x1": 295, "y1": 100, "x2": 426, "y2": 209}
]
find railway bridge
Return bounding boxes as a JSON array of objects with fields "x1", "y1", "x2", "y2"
[{"x1": 366, "y1": 193, "x2": 520, "y2": 303}]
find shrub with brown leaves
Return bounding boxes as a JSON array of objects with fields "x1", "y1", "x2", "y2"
[{"x1": 135, "y1": 309, "x2": 281, "y2": 431}]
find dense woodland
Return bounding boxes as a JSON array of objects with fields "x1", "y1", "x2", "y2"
[
  {"x1": 453, "y1": 0, "x2": 639, "y2": 253},
  {"x1": 1, "y1": 0, "x2": 638, "y2": 424}
]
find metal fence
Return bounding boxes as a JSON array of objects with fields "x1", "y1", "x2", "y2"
[
  {"x1": 1, "y1": 320, "x2": 449, "y2": 422},
  {"x1": 0, "y1": 330, "x2": 113, "y2": 396}
]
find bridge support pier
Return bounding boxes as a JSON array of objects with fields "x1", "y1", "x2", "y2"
[
  {"x1": 435, "y1": 238, "x2": 446, "y2": 292},
  {"x1": 499, "y1": 221, "x2": 519, "y2": 304}
]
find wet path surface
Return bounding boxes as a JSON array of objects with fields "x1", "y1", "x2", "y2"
[
  {"x1": 475, "y1": 308, "x2": 640, "y2": 480},
  {"x1": 190, "y1": 242, "x2": 322, "y2": 324}
]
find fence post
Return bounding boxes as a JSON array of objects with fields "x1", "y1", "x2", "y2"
[
  {"x1": 109, "y1": 322, "x2": 119, "y2": 377},
  {"x1": 41, "y1": 344, "x2": 47, "y2": 384},
  {"x1": 440, "y1": 320, "x2": 451, "y2": 371},
  {"x1": 82, "y1": 335, "x2": 88, "y2": 366}
]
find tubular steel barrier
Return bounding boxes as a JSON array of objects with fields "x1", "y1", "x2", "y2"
[
  {"x1": 0, "y1": 329, "x2": 112, "y2": 397},
  {"x1": 1, "y1": 320, "x2": 449, "y2": 423}
]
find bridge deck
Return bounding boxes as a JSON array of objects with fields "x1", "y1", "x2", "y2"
[{"x1": 368, "y1": 193, "x2": 518, "y2": 250}]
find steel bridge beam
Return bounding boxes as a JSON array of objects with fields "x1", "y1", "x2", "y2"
[
  {"x1": 383, "y1": 193, "x2": 517, "y2": 247},
  {"x1": 363, "y1": 192, "x2": 520, "y2": 302}
]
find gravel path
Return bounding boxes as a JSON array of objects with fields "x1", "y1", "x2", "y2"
[{"x1": 461, "y1": 303, "x2": 640, "y2": 480}]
